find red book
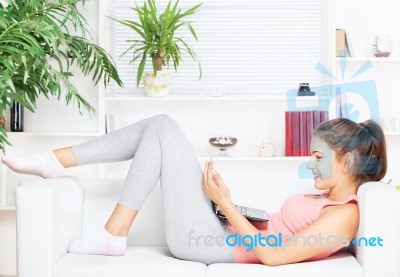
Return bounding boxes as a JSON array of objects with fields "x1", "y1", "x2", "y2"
[
  {"x1": 299, "y1": 111, "x2": 308, "y2": 156},
  {"x1": 291, "y1": 111, "x2": 301, "y2": 156},
  {"x1": 285, "y1": 111, "x2": 293, "y2": 156},
  {"x1": 306, "y1": 111, "x2": 314, "y2": 156},
  {"x1": 320, "y1": 110, "x2": 328, "y2": 123},
  {"x1": 313, "y1": 110, "x2": 321, "y2": 129}
]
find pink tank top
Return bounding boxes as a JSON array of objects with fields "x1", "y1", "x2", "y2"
[{"x1": 227, "y1": 191, "x2": 358, "y2": 263}]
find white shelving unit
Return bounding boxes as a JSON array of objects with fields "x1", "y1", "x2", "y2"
[
  {"x1": 385, "y1": 132, "x2": 400, "y2": 136},
  {"x1": 6, "y1": 132, "x2": 102, "y2": 137},
  {"x1": 99, "y1": 91, "x2": 324, "y2": 177},
  {"x1": 335, "y1": 57, "x2": 400, "y2": 138},
  {"x1": 198, "y1": 156, "x2": 311, "y2": 161},
  {"x1": 335, "y1": 57, "x2": 400, "y2": 63},
  {"x1": 0, "y1": 203, "x2": 16, "y2": 211},
  {"x1": 104, "y1": 94, "x2": 328, "y2": 102},
  {"x1": 99, "y1": 91, "x2": 322, "y2": 179}
]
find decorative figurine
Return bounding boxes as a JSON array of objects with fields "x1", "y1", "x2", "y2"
[{"x1": 259, "y1": 139, "x2": 276, "y2": 157}]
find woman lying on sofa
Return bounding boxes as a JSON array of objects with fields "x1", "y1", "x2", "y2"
[{"x1": 1, "y1": 114, "x2": 386, "y2": 266}]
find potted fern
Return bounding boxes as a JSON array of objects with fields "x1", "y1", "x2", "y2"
[
  {"x1": 0, "y1": 0, "x2": 123, "y2": 152},
  {"x1": 111, "y1": 0, "x2": 202, "y2": 97}
]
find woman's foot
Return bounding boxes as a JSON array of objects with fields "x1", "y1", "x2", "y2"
[
  {"x1": 1, "y1": 150, "x2": 65, "y2": 178},
  {"x1": 68, "y1": 227, "x2": 127, "y2": 256}
]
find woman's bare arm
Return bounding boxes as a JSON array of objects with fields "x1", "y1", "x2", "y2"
[
  {"x1": 222, "y1": 201, "x2": 359, "y2": 266},
  {"x1": 202, "y1": 160, "x2": 359, "y2": 266}
]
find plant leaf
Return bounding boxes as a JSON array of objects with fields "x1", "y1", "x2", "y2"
[{"x1": 137, "y1": 49, "x2": 148, "y2": 87}]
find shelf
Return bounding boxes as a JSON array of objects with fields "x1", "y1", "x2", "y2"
[
  {"x1": 0, "y1": 203, "x2": 16, "y2": 211},
  {"x1": 385, "y1": 132, "x2": 400, "y2": 136},
  {"x1": 198, "y1": 156, "x2": 311, "y2": 161},
  {"x1": 336, "y1": 57, "x2": 400, "y2": 63},
  {"x1": 104, "y1": 94, "x2": 330, "y2": 102},
  {"x1": 6, "y1": 132, "x2": 103, "y2": 137}
]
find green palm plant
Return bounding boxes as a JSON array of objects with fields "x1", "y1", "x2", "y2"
[
  {"x1": 0, "y1": 0, "x2": 123, "y2": 153},
  {"x1": 110, "y1": 0, "x2": 202, "y2": 87}
]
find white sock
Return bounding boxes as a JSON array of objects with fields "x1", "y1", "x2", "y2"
[
  {"x1": 1, "y1": 150, "x2": 65, "y2": 178},
  {"x1": 68, "y1": 227, "x2": 127, "y2": 256}
]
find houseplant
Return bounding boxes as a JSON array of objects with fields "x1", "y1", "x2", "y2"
[
  {"x1": 0, "y1": 0, "x2": 123, "y2": 153},
  {"x1": 111, "y1": 0, "x2": 202, "y2": 97}
]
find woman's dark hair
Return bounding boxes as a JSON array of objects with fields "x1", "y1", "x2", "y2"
[
  {"x1": 314, "y1": 118, "x2": 387, "y2": 185},
  {"x1": 211, "y1": 201, "x2": 228, "y2": 230}
]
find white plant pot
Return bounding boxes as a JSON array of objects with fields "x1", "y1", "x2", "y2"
[{"x1": 143, "y1": 71, "x2": 171, "y2": 97}]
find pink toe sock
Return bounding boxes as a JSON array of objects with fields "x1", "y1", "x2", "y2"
[
  {"x1": 1, "y1": 150, "x2": 64, "y2": 178},
  {"x1": 68, "y1": 227, "x2": 127, "y2": 256}
]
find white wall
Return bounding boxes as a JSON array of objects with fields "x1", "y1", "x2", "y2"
[{"x1": 1, "y1": 0, "x2": 400, "y2": 275}]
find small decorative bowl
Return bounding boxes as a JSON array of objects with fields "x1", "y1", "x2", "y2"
[{"x1": 209, "y1": 136, "x2": 237, "y2": 156}]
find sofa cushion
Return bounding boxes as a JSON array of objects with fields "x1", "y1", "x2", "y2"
[
  {"x1": 53, "y1": 246, "x2": 206, "y2": 277},
  {"x1": 206, "y1": 249, "x2": 363, "y2": 277},
  {"x1": 54, "y1": 247, "x2": 362, "y2": 277}
]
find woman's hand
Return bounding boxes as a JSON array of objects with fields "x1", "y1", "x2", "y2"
[{"x1": 202, "y1": 160, "x2": 232, "y2": 208}]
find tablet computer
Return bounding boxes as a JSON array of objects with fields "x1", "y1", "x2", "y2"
[{"x1": 213, "y1": 202, "x2": 269, "y2": 222}]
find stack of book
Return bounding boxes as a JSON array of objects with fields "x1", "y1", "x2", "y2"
[
  {"x1": 105, "y1": 114, "x2": 115, "y2": 134},
  {"x1": 336, "y1": 29, "x2": 354, "y2": 57},
  {"x1": 285, "y1": 110, "x2": 329, "y2": 156}
]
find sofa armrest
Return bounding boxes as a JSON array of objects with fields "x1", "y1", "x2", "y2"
[
  {"x1": 16, "y1": 177, "x2": 84, "y2": 277},
  {"x1": 353, "y1": 181, "x2": 400, "y2": 277}
]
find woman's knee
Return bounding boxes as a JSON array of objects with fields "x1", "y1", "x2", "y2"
[
  {"x1": 152, "y1": 114, "x2": 176, "y2": 126},
  {"x1": 151, "y1": 114, "x2": 181, "y2": 133}
]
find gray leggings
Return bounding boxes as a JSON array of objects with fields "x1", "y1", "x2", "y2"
[{"x1": 71, "y1": 114, "x2": 235, "y2": 265}]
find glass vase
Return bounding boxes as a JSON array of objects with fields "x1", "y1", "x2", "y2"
[{"x1": 373, "y1": 35, "x2": 393, "y2": 57}]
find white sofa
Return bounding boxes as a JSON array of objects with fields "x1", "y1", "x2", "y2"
[{"x1": 16, "y1": 177, "x2": 400, "y2": 277}]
